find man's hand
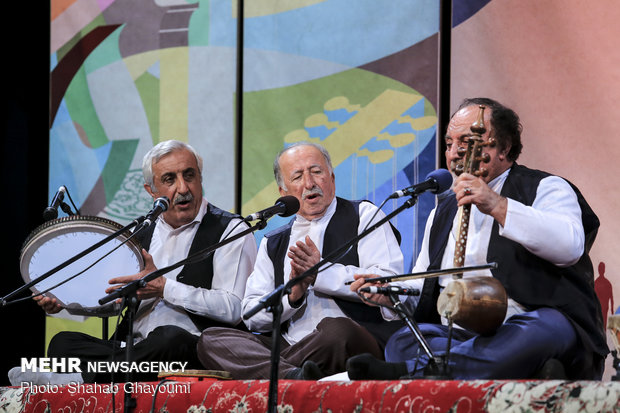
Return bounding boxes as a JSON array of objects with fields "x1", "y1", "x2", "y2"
[
  {"x1": 33, "y1": 294, "x2": 63, "y2": 314},
  {"x1": 349, "y1": 274, "x2": 392, "y2": 307},
  {"x1": 105, "y1": 249, "x2": 166, "y2": 301},
  {"x1": 287, "y1": 236, "x2": 320, "y2": 304},
  {"x1": 453, "y1": 173, "x2": 507, "y2": 226}
]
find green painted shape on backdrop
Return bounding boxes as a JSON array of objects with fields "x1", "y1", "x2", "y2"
[
  {"x1": 64, "y1": 66, "x2": 109, "y2": 149},
  {"x1": 188, "y1": 0, "x2": 210, "y2": 46},
  {"x1": 101, "y1": 139, "x2": 140, "y2": 203},
  {"x1": 135, "y1": 71, "x2": 160, "y2": 144},
  {"x1": 241, "y1": 67, "x2": 428, "y2": 203}
]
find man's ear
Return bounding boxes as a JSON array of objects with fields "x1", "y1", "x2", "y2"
[
  {"x1": 144, "y1": 183, "x2": 156, "y2": 199},
  {"x1": 500, "y1": 145, "x2": 511, "y2": 161}
]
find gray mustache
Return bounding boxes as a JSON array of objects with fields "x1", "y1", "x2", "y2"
[
  {"x1": 302, "y1": 186, "x2": 323, "y2": 200},
  {"x1": 173, "y1": 193, "x2": 194, "y2": 205}
]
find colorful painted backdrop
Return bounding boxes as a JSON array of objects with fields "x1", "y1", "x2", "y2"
[
  {"x1": 49, "y1": 0, "x2": 453, "y2": 274},
  {"x1": 47, "y1": 0, "x2": 483, "y2": 344}
]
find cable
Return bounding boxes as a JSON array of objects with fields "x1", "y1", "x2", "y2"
[{"x1": 150, "y1": 379, "x2": 173, "y2": 413}]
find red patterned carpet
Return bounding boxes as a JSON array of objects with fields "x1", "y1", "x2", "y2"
[{"x1": 2, "y1": 378, "x2": 619, "y2": 412}]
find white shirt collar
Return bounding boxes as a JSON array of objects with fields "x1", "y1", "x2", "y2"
[{"x1": 488, "y1": 167, "x2": 511, "y2": 192}]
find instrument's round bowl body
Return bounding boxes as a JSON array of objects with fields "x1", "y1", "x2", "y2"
[
  {"x1": 19, "y1": 215, "x2": 144, "y2": 317},
  {"x1": 437, "y1": 276, "x2": 507, "y2": 336}
]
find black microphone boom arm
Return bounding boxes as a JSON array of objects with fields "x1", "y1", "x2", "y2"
[{"x1": 98, "y1": 219, "x2": 267, "y2": 306}]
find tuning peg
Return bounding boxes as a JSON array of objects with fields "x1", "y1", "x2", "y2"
[{"x1": 475, "y1": 168, "x2": 489, "y2": 178}]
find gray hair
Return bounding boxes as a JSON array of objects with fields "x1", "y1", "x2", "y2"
[
  {"x1": 273, "y1": 141, "x2": 333, "y2": 190},
  {"x1": 142, "y1": 140, "x2": 203, "y2": 191}
]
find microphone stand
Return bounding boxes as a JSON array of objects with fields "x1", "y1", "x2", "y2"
[
  {"x1": 243, "y1": 195, "x2": 420, "y2": 413},
  {"x1": 387, "y1": 293, "x2": 450, "y2": 379},
  {"x1": 121, "y1": 294, "x2": 139, "y2": 412},
  {"x1": 1, "y1": 217, "x2": 145, "y2": 308}
]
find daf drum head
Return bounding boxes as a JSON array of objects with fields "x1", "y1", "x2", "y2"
[{"x1": 19, "y1": 215, "x2": 144, "y2": 317}]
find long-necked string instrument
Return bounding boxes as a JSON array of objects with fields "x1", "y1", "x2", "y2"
[{"x1": 435, "y1": 105, "x2": 507, "y2": 336}]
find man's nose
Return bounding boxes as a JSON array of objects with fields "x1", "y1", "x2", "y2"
[
  {"x1": 302, "y1": 172, "x2": 316, "y2": 188},
  {"x1": 176, "y1": 175, "x2": 189, "y2": 193},
  {"x1": 449, "y1": 144, "x2": 464, "y2": 160}
]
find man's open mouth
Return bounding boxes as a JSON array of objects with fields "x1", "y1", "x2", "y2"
[{"x1": 302, "y1": 187, "x2": 323, "y2": 201}]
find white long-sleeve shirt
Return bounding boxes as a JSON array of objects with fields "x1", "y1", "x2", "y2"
[
  {"x1": 242, "y1": 197, "x2": 404, "y2": 345},
  {"x1": 391, "y1": 168, "x2": 585, "y2": 322},
  {"x1": 133, "y1": 197, "x2": 257, "y2": 341}
]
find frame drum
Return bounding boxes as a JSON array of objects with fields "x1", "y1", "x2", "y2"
[{"x1": 19, "y1": 215, "x2": 144, "y2": 317}]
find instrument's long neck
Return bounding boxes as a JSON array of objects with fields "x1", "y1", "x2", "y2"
[
  {"x1": 452, "y1": 105, "x2": 486, "y2": 278},
  {"x1": 453, "y1": 204, "x2": 471, "y2": 272}
]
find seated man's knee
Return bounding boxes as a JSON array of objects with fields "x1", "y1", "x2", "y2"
[
  {"x1": 48, "y1": 331, "x2": 89, "y2": 357},
  {"x1": 145, "y1": 326, "x2": 199, "y2": 362},
  {"x1": 317, "y1": 318, "x2": 360, "y2": 342},
  {"x1": 151, "y1": 325, "x2": 196, "y2": 343},
  {"x1": 316, "y1": 317, "x2": 381, "y2": 356}
]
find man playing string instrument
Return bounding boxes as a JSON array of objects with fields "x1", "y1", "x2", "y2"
[{"x1": 347, "y1": 97, "x2": 607, "y2": 380}]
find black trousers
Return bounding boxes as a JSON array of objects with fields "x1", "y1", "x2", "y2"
[{"x1": 47, "y1": 325, "x2": 202, "y2": 382}]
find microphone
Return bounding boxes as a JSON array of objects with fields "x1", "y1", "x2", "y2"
[
  {"x1": 359, "y1": 285, "x2": 420, "y2": 296},
  {"x1": 43, "y1": 186, "x2": 67, "y2": 221},
  {"x1": 244, "y1": 195, "x2": 300, "y2": 221},
  {"x1": 135, "y1": 196, "x2": 170, "y2": 231},
  {"x1": 389, "y1": 169, "x2": 453, "y2": 199}
]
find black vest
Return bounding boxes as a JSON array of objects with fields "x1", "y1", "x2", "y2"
[
  {"x1": 265, "y1": 197, "x2": 404, "y2": 348},
  {"x1": 115, "y1": 203, "x2": 246, "y2": 338},
  {"x1": 416, "y1": 164, "x2": 607, "y2": 357}
]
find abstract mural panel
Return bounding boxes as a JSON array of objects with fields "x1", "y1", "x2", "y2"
[
  {"x1": 47, "y1": 0, "x2": 489, "y2": 337},
  {"x1": 50, "y1": 0, "x2": 451, "y2": 273}
]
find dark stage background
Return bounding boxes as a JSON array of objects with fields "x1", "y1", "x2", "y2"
[{"x1": 1, "y1": 3, "x2": 50, "y2": 385}]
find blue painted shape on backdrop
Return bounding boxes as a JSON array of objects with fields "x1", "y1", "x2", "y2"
[
  {"x1": 453, "y1": 0, "x2": 492, "y2": 27},
  {"x1": 211, "y1": 0, "x2": 439, "y2": 68}
]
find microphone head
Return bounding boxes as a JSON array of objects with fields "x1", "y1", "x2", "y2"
[
  {"x1": 426, "y1": 169, "x2": 453, "y2": 194},
  {"x1": 42, "y1": 207, "x2": 58, "y2": 221},
  {"x1": 276, "y1": 195, "x2": 300, "y2": 217},
  {"x1": 154, "y1": 196, "x2": 170, "y2": 211}
]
